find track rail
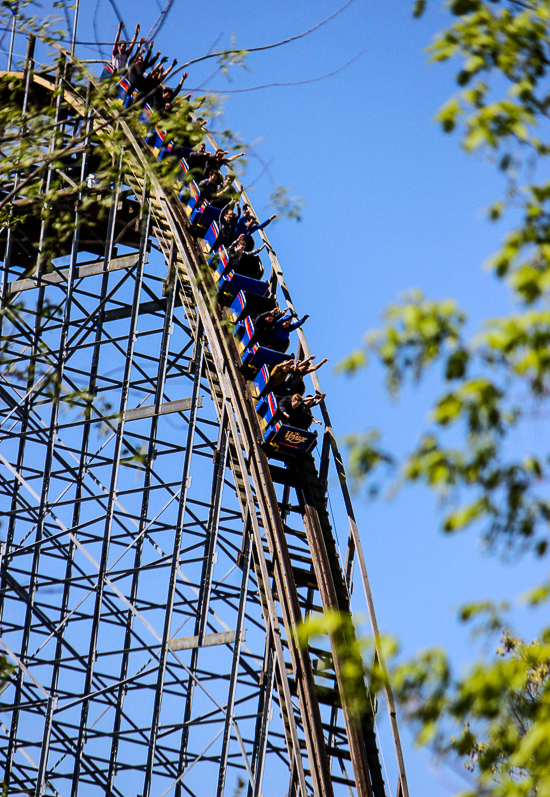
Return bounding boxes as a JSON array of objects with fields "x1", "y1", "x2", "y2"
[{"x1": 0, "y1": 41, "x2": 409, "y2": 797}]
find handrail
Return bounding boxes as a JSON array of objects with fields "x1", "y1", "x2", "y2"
[
  {"x1": 206, "y1": 114, "x2": 410, "y2": 797},
  {"x1": 4, "y1": 43, "x2": 409, "y2": 797}
]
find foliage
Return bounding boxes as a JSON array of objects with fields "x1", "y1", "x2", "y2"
[
  {"x1": 0, "y1": 655, "x2": 14, "y2": 695},
  {"x1": 392, "y1": 607, "x2": 550, "y2": 797},
  {"x1": 297, "y1": 609, "x2": 397, "y2": 720},
  {"x1": 345, "y1": 1, "x2": 550, "y2": 557},
  {"x1": 267, "y1": 184, "x2": 305, "y2": 222},
  {"x1": 334, "y1": 1, "x2": 550, "y2": 794},
  {"x1": 0, "y1": 655, "x2": 14, "y2": 794}
]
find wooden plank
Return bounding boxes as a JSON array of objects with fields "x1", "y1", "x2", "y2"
[
  {"x1": 125, "y1": 396, "x2": 203, "y2": 422},
  {"x1": 168, "y1": 630, "x2": 238, "y2": 651},
  {"x1": 7, "y1": 252, "x2": 144, "y2": 294}
]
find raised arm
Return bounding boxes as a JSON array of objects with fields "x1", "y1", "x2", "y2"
[
  {"x1": 128, "y1": 42, "x2": 144, "y2": 66},
  {"x1": 144, "y1": 46, "x2": 161, "y2": 70},
  {"x1": 213, "y1": 176, "x2": 235, "y2": 199},
  {"x1": 225, "y1": 151, "x2": 246, "y2": 163},
  {"x1": 127, "y1": 24, "x2": 140, "y2": 57},
  {"x1": 113, "y1": 21, "x2": 123, "y2": 56},
  {"x1": 309, "y1": 357, "x2": 328, "y2": 373},
  {"x1": 286, "y1": 314, "x2": 310, "y2": 333},
  {"x1": 172, "y1": 72, "x2": 189, "y2": 99}
]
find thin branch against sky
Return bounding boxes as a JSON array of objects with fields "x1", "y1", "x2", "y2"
[
  {"x1": 144, "y1": 0, "x2": 175, "y2": 42},
  {"x1": 52, "y1": 0, "x2": 356, "y2": 55},
  {"x1": 191, "y1": 49, "x2": 366, "y2": 95}
]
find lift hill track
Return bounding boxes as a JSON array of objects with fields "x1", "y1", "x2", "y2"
[{"x1": 0, "y1": 39, "x2": 409, "y2": 797}]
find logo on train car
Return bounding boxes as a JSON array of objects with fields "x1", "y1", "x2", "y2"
[{"x1": 284, "y1": 430, "x2": 308, "y2": 445}]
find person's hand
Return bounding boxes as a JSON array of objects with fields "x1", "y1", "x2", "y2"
[
  {"x1": 165, "y1": 103, "x2": 171, "y2": 111},
  {"x1": 135, "y1": 23, "x2": 140, "y2": 31},
  {"x1": 172, "y1": 58, "x2": 178, "y2": 67},
  {"x1": 184, "y1": 93, "x2": 193, "y2": 101},
  {"x1": 183, "y1": 71, "x2": 189, "y2": 80},
  {"x1": 303, "y1": 314, "x2": 310, "y2": 321},
  {"x1": 269, "y1": 214, "x2": 277, "y2": 221},
  {"x1": 118, "y1": 20, "x2": 123, "y2": 29}
]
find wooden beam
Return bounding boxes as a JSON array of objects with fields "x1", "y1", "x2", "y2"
[
  {"x1": 168, "y1": 630, "x2": 239, "y2": 651},
  {"x1": 125, "y1": 396, "x2": 202, "y2": 422},
  {"x1": 7, "y1": 252, "x2": 145, "y2": 294}
]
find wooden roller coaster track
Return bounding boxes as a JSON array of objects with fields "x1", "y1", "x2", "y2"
[{"x1": 0, "y1": 38, "x2": 409, "y2": 797}]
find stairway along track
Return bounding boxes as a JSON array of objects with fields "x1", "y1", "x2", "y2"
[{"x1": 0, "y1": 45, "x2": 408, "y2": 797}]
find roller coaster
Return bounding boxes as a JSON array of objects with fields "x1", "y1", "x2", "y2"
[{"x1": 0, "y1": 36, "x2": 409, "y2": 797}]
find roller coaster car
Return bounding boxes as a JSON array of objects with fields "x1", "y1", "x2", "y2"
[
  {"x1": 189, "y1": 205, "x2": 221, "y2": 240},
  {"x1": 100, "y1": 64, "x2": 114, "y2": 80},
  {"x1": 263, "y1": 422, "x2": 317, "y2": 455},
  {"x1": 255, "y1": 394, "x2": 315, "y2": 455},
  {"x1": 218, "y1": 272, "x2": 268, "y2": 305},
  {"x1": 240, "y1": 344, "x2": 289, "y2": 380},
  {"x1": 251, "y1": 364, "x2": 271, "y2": 398},
  {"x1": 203, "y1": 222, "x2": 219, "y2": 251},
  {"x1": 100, "y1": 64, "x2": 136, "y2": 105},
  {"x1": 233, "y1": 316, "x2": 253, "y2": 348},
  {"x1": 100, "y1": 65, "x2": 318, "y2": 456},
  {"x1": 228, "y1": 290, "x2": 276, "y2": 324},
  {"x1": 149, "y1": 125, "x2": 166, "y2": 155},
  {"x1": 139, "y1": 103, "x2": 152, "y2": 126},
  {"x1": 256, "y1": 391, "x2": 278, "y2": 426},
  {"x1": 179, "y1": 180, "x2": 201, "y2": 215},
  {"x1": 208, "y1": 250, "x2": 270, "y2": 305}
]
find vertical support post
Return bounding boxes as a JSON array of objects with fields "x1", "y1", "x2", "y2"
[
  {"x1": 34, "y1": 695, "x2": 57, "y2": 797},
  {"x1": 247, "y1": 627, "x2": 275, "y2": 797},
  {"x1": 70, "y1": 193, "x2": 150, "y2": 797},
  {"x1": 71, "y1": 0, "x2": 80, "y2": 57},
  {"x1": 126, "y1": 245, "x2": 181, "y2": 797},
  {"x1": 176, "y1": 409, "x2": 229, "y2": 788},
  {"x1": 142, "y1": 320, "x2": 204, "y2": 797},
  {"x1": 2, "y1": 48, "x2": 64, "y2": 791},
  {"x1": 319, "y1": 429, "x2": 331, "y2": 496},
  {"x1": 7, "y1": 2, "x2": 18, "y2": 71},
  {"x1": 216, "y1": 518, "x2": 252, "y2": 797}
]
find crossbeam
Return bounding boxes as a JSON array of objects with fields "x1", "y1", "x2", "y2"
[
  {"x1": 7, "y1": 252, "x2": 144, "y2": 294},
  {"x1": 125, "y1": 396, "x2": 202, "y2": 422},
  {"x1": 168, "y1": 630, "x2": 240, "y2": 652}
]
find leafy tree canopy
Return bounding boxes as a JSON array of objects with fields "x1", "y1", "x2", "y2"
[{"x1": 332, "y1": 2, "x2": 550, "y2": 795}]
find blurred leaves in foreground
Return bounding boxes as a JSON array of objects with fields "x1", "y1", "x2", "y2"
[{"x1": 333, "y1": 2, "x2": 550, "y2": 794}]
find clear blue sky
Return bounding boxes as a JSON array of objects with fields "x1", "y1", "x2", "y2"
[{"x1": 6, "y1": 1, "x2": 550, "y2": 794}]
